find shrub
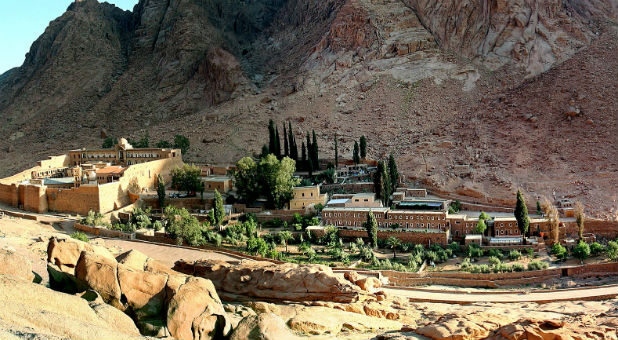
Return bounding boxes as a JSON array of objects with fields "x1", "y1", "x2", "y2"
[
  {"x1": 590, "y1": 242, "x2": 605, "y2": 257},
  {"x1": 572, "y1": 241, "x2": 590, "y2": 263},
  {"x1": 607, "y1": 241, "x2": 618, "y2": 261},
  {"x1": 525, "y1": 248, "x2": 534, "y2": 257},
  {"x1": 81, "y1": 210, "x2": 104, "y2": 227},
  {"x1": 551, "y1": 243, "x2": 568, "y2": 261},
  {"x1": 488, "y1": 256, "x2": 501, "y2": 267},
  {"x1": 466, "y1": 244, "x2": 483, "y2": 259},
  {"x1": 527, "y1": 261, "x2": 548, "y2": 271},
  {"x1": 70, "y1": 232, "x2": 89, "y2": 242},
  {"x1": 478, "y1": 264, "x2": 491, "y2": 273},
  {"x1": 460, "y1": 257, "x2": 471, "y2": 269},
  {"x1": 512, "y1": 263, "x2": 525, "y2": 272},
  {"x1": 448, "y1": 242, "x2": 461, "y2": 254},
  {"x1": 508, "y1": 250, "x2": 522, "y2": 261},
  {"x1": 152, "y1": 220, "x2": 163, "y2": 232},
  {"x1": 392, "y1": 262, "x2": 407, "y2": 272},
  {"x1": 487, "y1": 248, "x2": 504, "y2": 260},
  {"x1": 425, "y1": 250, "x2": 438, "y2": 264}
]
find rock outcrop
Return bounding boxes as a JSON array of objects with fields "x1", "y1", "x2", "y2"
[
  {"x1": 0, "y1": 248, "x2": 35, "y2": 282},
  {"x1": 45, "y1": 239, "x2": 232, "y2": 339},
  {"x1": 173, "y1": 259, "x2": 370, "y2": 303},
  {"x1": 229, "y1": 313, "x2": 299, "y2": 340},
  {"x1": 0, "y1": 274, "x2": 143, "y2": 340}
]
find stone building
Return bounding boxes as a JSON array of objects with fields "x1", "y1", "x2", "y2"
[{"x1": 289, "y1": 185, "x2": 328, "y2": 210}]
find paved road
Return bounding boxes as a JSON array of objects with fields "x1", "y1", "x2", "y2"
[
  {"x1": 103, "y1": 238, "x2": 247, "y2": 267},
  {"x1": 385, "y1": 285, "x2": 618, "y2": 304}
]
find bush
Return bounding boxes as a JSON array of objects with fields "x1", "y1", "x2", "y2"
[
  {"x1": 607, "y1": 241, "x2": 618, "y2": 261},
  {"x1": 572, "y1": 241, "x2": 590, "y2": 262},
  {"x1": 508, "y1": 250, "x2": 522, "y2": 261},
  {"x1": 512, "y1": 263, "x2": 525, "y2": 272},
  {"x1": 70, "y1": 232, "x2": 89, "y2": 242},
  {"x1": 152, "y1": 220, "x2": 163, "y2": 232},
  {"x1": 488, "y1": 256, "x2": 501, "y2": 266},
  {"x1": 478, "y1": 264, "x2": 491, "y2": 273},
  {"x1": 448, "y1": 242, "x2": 461, "y2": 254},
  {"x1": 460, "y1": 257, "x2": 471, "y2": 269},
  {"x1": 487, "y1": 248, "x2": 504, "y2": 260},
  {"x1": 525, "y1": 248, "x2": 534, "y2": 257},
  {"x1": 81, "y1": 210, "x2": 104, "y2": 227},
  {"x1": 425, "y1": 250, "x2": 438, "y2": 264},
  {"x1": 551, "y1": 243, "x2": 568, "y2": 261},
  {"x1": 466, "y1": 244, "x2": 483, "y2": 258},
  {"x1": 590, "y1": 242, "x2": 605, "y2": 257},
  {"x1": 527, "y1": 261, "x2": 548, "y2": 271}
]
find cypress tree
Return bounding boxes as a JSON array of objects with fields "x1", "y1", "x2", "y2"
[
  {"x1": 275, "y1": 127, "x2": 281, "y2": 159},
  {"x1": 213, "y1": 189, "x2": 225, "y2": 227},
  {"x1": 360, "y1": 135, "x2": 367, "y2": 159},
  {"x1": 388, "y1": 153, "x2": 399, "y2": 192},
  {"x1": 305, "y1": 133, "x2": 311, "y2": 165},
  {"x1": 353, "y1": 141, "x2": 360, "y2": 164},
  {"x1": 268, "y1": 120, "x2": 276, "y2": 156},
  {"x1": 308, "y1": 158, "x2": 314, "y2": 177},
  {"x1": 260, "y1": 145, "x2": 269, "y2": 158},
  {"x1": 365, "y1": 210, "x2": 378, "y2": 249},
  {"x1": 288, "y1": 121, "x2": 297, "y2": 161},
  {"x1": 301, "y1": 141, "x2": 306, "y2": 162},
  {"x1": 514, "y1": 189, "x2": 530, "y2": 237},
  {"x1": 311, "y1": 130, "x2": 319, "y2": 169},
  {"x1": 334, "y1": 133, "x2": 339, "y2": 168},
  {"x1": 374, "y1": 161, "x2": 384, "y2": 202},
  {"x1": 374, "y1": 160, "x2": 390, "y2": 207},
  {"x1": 283, "y1": 124, "x2": 289, "y2": 157}
]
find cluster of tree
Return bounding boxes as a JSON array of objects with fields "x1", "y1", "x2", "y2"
[
  {"x1": 373, "y1": 154, "x2": 399, "y2": 207},
  {"x1": 352, "y1": 136, "x2": 367, "y2": 165},
  {"x1": 233, "y1": 154, "x2": 300, "y2": 209},
  {"x1": 552, "y1": 239, "x2": 618, "y2": 263},
  {"x1": 102, "y1": 133, "x2": 190, "y2": 155},
  {"x1": 171, "y1": 164, "x2": 203, "y2": 196},
  {"x1": 263, "y1": 120, "x2": 320, "y2": 174}
]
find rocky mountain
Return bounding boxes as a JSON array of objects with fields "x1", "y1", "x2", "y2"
[{"x1": 0, "y1": 0, "x2": 616, "y2": 216}]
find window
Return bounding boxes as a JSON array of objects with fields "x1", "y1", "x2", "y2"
[{"x1": 302, "y1": 193, "x2": 305, "y2": 197}]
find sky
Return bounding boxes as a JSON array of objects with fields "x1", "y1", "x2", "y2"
[{"x1": 0, "y1": 0, "x2": 138, "y2": 74}]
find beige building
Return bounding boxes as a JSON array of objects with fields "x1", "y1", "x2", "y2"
[
  {"x1": 289, "y1": 185, "x2": 328, "y2": 210},
  {"x1": 68, "y1": 138, "x2": 181, "y2": 167},
  {"x1": 202, "y1": 176, "x2": 232, "y2": 193}
]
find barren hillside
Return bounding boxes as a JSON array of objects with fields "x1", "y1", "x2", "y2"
[{"x1": 0, "y1": 0, "x2": 616, "y2": 218}]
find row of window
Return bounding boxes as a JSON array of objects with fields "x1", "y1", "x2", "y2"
[
  {"x1": 326, "y1": 220, "x2": 445, "y2": 229},
  {"x1": 323, "y1": 212, "x2": 445, "y2": 221}
]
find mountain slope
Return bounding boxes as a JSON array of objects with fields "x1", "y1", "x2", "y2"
[{"x1": 0, "y1": 0, "x2": 616, "y2": 217}]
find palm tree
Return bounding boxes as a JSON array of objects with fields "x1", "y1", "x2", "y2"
[
  {"x1": 386, "y1": 236, "x2": 402, "y2": 259},
  {"x1": 278, "y1": 230, "x2": 293, "y2": 253}
]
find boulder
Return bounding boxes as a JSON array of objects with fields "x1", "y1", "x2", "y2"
[
  {"x1": 487, "y1": 319, "x2": 615, "y2": 340},
  {"x1": 116, "y1": 249, "x2": 149, "y2": 271},
  {"x1": 356, "y1": 277, "x2": 382, "y2": 293},
  {"x1": 229, "y1": 313, "x2": 299, "y2": 340},
  {"x1": 175, "y1": 260, "x2": 367, "y2": 303},
  {"x1": 166, "y1": 277, "x2": 231, "y2": 340},
  {"x1": 117, "y1": 264, "x2": 167, "y2": 319},
  {"x1": 47, "y1": 262, "x2": 81, "y2": 293},
  {"x1": 74, "y1": 251, "x2": 122, "y2": 308},
  {"x1": 343, "y1": 270, "x2": 360, "y2": 284},
  {"x1": 0, "y1": 249, "x2": 35, "y2": 282},
  {"x1": 47, "y1": 237, "x2": 113, "y2": 274},
  {"x1": 287, "y1": 306, "x2": 401, "y2": 336}
]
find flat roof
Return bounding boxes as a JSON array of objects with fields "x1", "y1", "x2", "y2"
[
  {"x1": 322, "y1": 207, "x2": 390, "y2": 212},
  {"x1": 96, "y1": 166, "x2": 125, "y2": 175},
  {"x1": 465, "y1": 234, "x2": 482, "y2": 239},
  {"x1": 43, "y1": 177, "x2": 75, "y2": 185},
  {"x1": 202, "y1": 176, "x2": 231, "y2": 182},
  {"x1": 327, "y1": 199, "x2": 349, "y2": 205},
  {"x1": 398, "y1": 201, "x2": 443, "y2": 207}
]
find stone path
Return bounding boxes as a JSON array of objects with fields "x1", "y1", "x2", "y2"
[{"x1": 385, "y1": 284, "x2": 618, "y2": 304}]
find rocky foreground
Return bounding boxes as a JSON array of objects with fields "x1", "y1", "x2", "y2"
[{"x1": 0, "y1": 229, "x2": 616, "y2": 340}]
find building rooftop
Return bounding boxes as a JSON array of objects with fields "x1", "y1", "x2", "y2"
[
  {"x1": 96, "y1": 166, "x2": 125, "y2": 175},
  {"x1": 322, "y1": 207, "x2": 390, "y2": 213},
  {"x1": 202, "y1": 176, "x2": 231, "y2": 182},
  {"x1": 43, "y1": 177, "x2": 75, "y2": 185},
  {"x1": 327, "y1": 199, "x2": 349, "y2": 205}
]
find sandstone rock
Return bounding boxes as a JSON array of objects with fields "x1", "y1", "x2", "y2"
[
  {"x1": 487, "y1": 318, "x2": 616, "y2": 340},
  {"x1": 166, "y1": 277, "x2": 231, "y2": 340},
  {"x1": 0, "y1": 249, "x2": 35, "y2": 282},
  {"x1": 344, "y1": 270, "x2": 360, "y2": 283},
  {"x1": 74, "y1": 251, "x2": 122, "y2": 308},
  {"x1": 0, "y1": 274, "x2": 141, "y2": 339},
  {"x1": 287, "y1": 306, "x2": 401, "y2": 336},
  {"x1": 356, "y1": 277, "x2": 382, "y2": 293},
  {"x1": 47, "y1": 237, "x2": 113, "y2": 274},
  {"x1": 229, "y1": 313, "x2": 299, "y2": 340},
  {"x1": 174, "y1": 259, "x2": 367, "y2": 303},
  {"x1": 116, "y1": 249, "x2": 149, "y2": 271},
  {"x1": 117, "y1": 264, "x2": 167, "y2": 319},
  {"x1": 136, "y1": 318, "x2": 170, "y2": 337},
  {"x1": 47, "y1": 262, "x2": 81, "y2": 293}
]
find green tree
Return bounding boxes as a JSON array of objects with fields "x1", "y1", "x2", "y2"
[
  {"x1": 233, "y1": 157, "x2": 260, "y2": 204},
  {"x1": 536, "y1": 200, "x2": 542, "y2": 215},
  {"x1": 213, "y1": 189, "x2": 225, "y2": 227},
  {"x1": 173, "y1": 134, "x2": 190, "y2": 154},
  {"x1": 278, "y1": 230, "x2": 292, "y2": 253},
  {"x1": 274, "y1": 126, "x2": 281, "y2": 159},
  {"x1": 572, "y1": 241, "x2": 590, "y2": 264},
  {"x1": 514, "y1": 189, "x2": 530, "y2": 237},
  {"x1": 288, "y1": 121, "x2": 297, "y2": 161},
  {"x1": 334, "y1": 133, "x2": 339, "y2": 168},
  {"x1": 260, "y1": 145, "x2": 269, "y2": 158},
  {"x1": 135, "y1": 132, "x2": 149, "y2": 148},
  {"x1": 575, "y1": 201, "x2": 585, "y2": 241},
  {"x1": 268, "y1": 120, "x2": 276, "y2": 157},
  {"x1": 388, "y1": 154, "x2": 399, "y2": 192},
  {"x1": 474, "y1": 219, "x2": 487, "y2": 234},
  {"x1": 259, "y1": 155, "x2": 299, "y2": 209},
  {"x1": 164, "y1": 206, "x2": 203, "y2": 246},
  {"x1": 374, "y1": 160, "x2": 391, "y2": 207},
  {"x1": 156, "y1": 140, "x2": 172, "y2": 148},
  {"x1": 353, "y1": 141, "x2": 360, "y2": 164},
  {"x1": 171, "y1": 164, "x2": 202, "y2": 195},
  {"x1": 283, "y1": 124, "x2": 289, "y2": 157},
  {"x1": 156, "y1": 174, "x2": 166, "y2": 209},
  {"x1": 590, "y1": 242, "x2": 604, "y2": 256},
  {"x1": 301, "y1": 141, "x2": 307, "y2": 162},
  {"x1": 386, "y1": 236, "x2": 401, "y2": 259},
  {"x1": 102, "y1": 137, "x2": 117, "y2": 148},
  {"x1": 246, "y1": 236, "x2": 268, "y2": 257},
  {"x1": 311, "y1": 130, "x2": 319, "y2": 168},
  {"x1": 365, "y1": 210, "x2": 378, "y2": 249},
  {"x1": 360, "y1": 135, "x2": 367, "y2": 159},
  {"x1": 551, "y1": 243, "x2": 567, "y2": 260},
  {"x1": 479, "y1": 211, "x2": 491, "y2": 221}
]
